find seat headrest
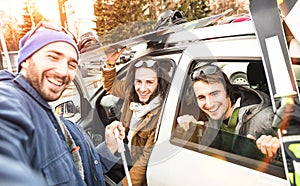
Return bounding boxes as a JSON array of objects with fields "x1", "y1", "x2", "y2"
[{"x1": 247, "y1": 63, "x2": 267, "y2": 87}]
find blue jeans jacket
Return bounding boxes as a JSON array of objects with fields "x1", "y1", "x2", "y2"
[{"x1": 0, "y1": 71, "x2": 118, "y2": 185}]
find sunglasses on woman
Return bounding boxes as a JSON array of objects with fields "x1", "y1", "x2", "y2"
[{"x1": 134, "y1": 59, "x2": 157, "y2": 68}]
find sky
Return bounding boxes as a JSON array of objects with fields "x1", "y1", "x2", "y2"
[{"x1": 0, "y1": 0, "x2": 59, "y2": 22}]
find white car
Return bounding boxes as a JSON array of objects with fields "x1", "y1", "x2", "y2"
[{"x1": 55, "y1": 19, "x2": 300, "y2": 185}]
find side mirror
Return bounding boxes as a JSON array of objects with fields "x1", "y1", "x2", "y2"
[{"x1": 55, "y1": 100, "x2": 79, "y2": 118}]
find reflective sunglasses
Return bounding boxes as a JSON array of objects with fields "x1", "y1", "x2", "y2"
[
  {"x1": 134, "y1": 59, "x2": 157, "y2": 68},
  {"x1": 24, "y1": 21, "x2": 77, "y2": 44},
  {"x1": 191, "y1": 65, "x2": 219, "y2": 80}
]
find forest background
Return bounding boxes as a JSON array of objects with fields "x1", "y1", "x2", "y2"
[{"x1": 0, "y1": 0, "x2": 249, "y2": 52}]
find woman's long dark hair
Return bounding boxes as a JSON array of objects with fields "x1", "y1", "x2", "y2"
[{"x1": 125, "y1": 57, "x2": 172, "y2": 104}]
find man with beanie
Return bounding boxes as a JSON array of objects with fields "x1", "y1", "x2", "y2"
[{"x1": 0, "y1": 21, "x2": 125, "y2": 185}]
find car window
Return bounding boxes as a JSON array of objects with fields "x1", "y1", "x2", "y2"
[
  {"x1": 171, "y1": 60, "x2": 285, "y2": 178},
  {"x1": 78, "y1": 45, "x2": 145, "y2": 99},
  {"x1": 51, "y1": 81, "x2": 81, "y2": 122},
  {"x1": 96, "y1": 55, "x2": 178, "y2": 127},
  {"x1": 78, "y1": 66, "x2": 102, "y2": 97}
]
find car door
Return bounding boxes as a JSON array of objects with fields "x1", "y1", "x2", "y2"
[
  {"x1": 51, "y1": 67, "x2": 105, "y2": 145},
  {"x1": 50, "y1": 68, "x2": 91, "y2": 121},
  {"x1": 147, "y1": 43, "x2": 288, "y2": 185},
  {"x1": 69, "y1": 51, "x2": 182, "y2": 147}
]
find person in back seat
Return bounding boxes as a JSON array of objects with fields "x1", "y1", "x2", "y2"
[
  {"x1": 177, "y1": 64, "x2": 280, "y2": 159},
  {"x1": 247, "y1": 62, "x2": 269, "y2": 95}
]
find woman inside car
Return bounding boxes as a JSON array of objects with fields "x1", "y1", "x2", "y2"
[{"x1": 101, "y1": 50, "x2": 172, "y2": 186}]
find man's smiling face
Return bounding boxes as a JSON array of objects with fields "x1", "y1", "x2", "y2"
[
  {"x1": 193, "y1": 80, "x2": 232, "y2": 120},
  {"x1": 20, "y1": 42, "x2": 78, "y2": 102}
]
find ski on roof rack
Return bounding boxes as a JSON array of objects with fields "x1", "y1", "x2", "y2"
[
  {"x1": 79, "y1": 9, "x2": 233, "y2": 64},
  {"x1": 250, "y1": 0, "x2": 300, "y2": 185}
]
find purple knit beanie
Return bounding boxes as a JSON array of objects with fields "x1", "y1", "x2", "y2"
[{"x1": 17, "y1": 28, "x2": 79, "y2": 71}]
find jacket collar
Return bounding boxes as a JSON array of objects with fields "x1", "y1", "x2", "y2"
[{"x1": 133, "y1": 106, "x2": 161, "y2": 132}]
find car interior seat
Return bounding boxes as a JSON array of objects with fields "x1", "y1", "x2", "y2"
[{"x1": 247, "y1": 62, "x2": 269, "y2": 95}]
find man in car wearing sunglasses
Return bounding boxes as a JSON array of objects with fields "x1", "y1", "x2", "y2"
[
  {"x1": 0, "y1": 21, "x2": 125, "y2": 185},
  {"x1": 101, "y1": 55, "x2": 171, "y2": 185},
  {"x1": 177, "y1": 64, "x2": 280, "y2": 159}
]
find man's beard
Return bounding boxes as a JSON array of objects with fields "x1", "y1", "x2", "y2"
[{"x1": 26, "y1": 61, "x2": 68, "y2": 102}]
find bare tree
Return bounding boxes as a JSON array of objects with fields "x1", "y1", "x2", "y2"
[{"x1": 0, "y1": 51, "x2": 3, "y2": 70}]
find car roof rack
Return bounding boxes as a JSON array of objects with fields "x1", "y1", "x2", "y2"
[
  {"x1": 79, "y1": 9, "x2": 233, "y2": 63},
  {"x1": 165, "y1": 21, "x2": 255, "y2": 47}
]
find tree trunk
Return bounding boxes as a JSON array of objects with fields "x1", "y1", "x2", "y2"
[{"x1": 0, "y1": 51, "x2": 3, "y2": 70}]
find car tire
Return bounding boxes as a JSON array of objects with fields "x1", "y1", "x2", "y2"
[{"x1": 230, "y1": 73, "x2": 248, "y2": 85}]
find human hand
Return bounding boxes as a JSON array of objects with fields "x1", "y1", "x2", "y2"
[
  {"x1": 256, "y1": 135, "x2": 280, "y2": 158},
  {"x1": 106, "y1": 48, "x2": 126, "y2": 68},
  {"x1": 105, "y1": 121, "x2": 125, "y2": 154},
  {"x1": 177, "y1": 115, "x2": 203, "y2": 132}
]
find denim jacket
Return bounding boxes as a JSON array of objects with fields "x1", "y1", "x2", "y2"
[{"x1": 0, "y1": 70, "x2": 118, "y2": 185}]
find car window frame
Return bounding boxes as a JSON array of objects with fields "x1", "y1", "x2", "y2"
[{"x1": 169, "y1": 58, "x2": 285, "y2": 179}]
